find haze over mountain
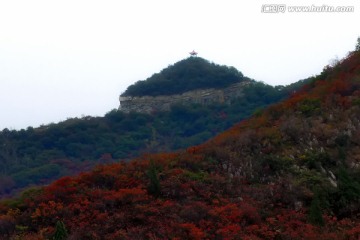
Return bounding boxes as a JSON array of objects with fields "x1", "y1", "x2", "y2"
[
  {"x1": 0, "y1": 45, "x2": 359, "y2": 239},
  {"x1": 1, "y1": 1, "x2": 359, "y2": 130}
]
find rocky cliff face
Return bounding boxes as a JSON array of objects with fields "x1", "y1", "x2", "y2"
[{"x1": 119, "y1": 81, "x2": 251, "y2": 113}]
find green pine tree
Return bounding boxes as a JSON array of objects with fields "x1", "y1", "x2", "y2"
[
  {"x1": 52, "y1": 220, "x2": 68, "y2": 240},
  {"x1": 356, "y1": 37, "x2": 360, "y2": 52},
  {"x1": 147, "y1": 160, "x2": 161, "y2": 197},
  {"x1": 308, "y1": 191, "x2": 325, "y2": 226}
]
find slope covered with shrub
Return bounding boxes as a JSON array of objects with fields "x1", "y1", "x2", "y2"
[
  {"x1": 0, "y1": 66, "x2": 306, "y2": 197},
  {"x1": 1, "y1": 51, "x2": 360, "y2": 239}
]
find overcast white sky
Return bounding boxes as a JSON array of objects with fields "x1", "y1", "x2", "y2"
[{"x1": 0, "y1": 0, "x2": 359, "y2": 130}]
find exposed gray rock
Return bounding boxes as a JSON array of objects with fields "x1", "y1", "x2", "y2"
[
  {"x1": 328, "y1": 177, "x2": 338, "y2": 188},
  {"x1": 119, "y1": 81, "x2": 250, "y2": 113},
  {"x1": 294, "y1": 200, "x2": 303, "y2": 211}
]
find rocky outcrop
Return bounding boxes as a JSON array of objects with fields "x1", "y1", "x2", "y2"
[{"x1": 119, "y1": 81, "x2": 251, "y2": 113}]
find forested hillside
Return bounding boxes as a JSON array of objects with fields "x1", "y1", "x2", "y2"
[
  {"x1": 0, "y1": 49, "x2": 359, "y2": 239},
  {"x1": 0, "y1": 64, "x2": 308, "y2": 197}
]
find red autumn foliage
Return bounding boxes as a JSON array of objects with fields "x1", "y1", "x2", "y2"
[{"x1": 1, "y1": 51, "x2": 360, "y2": 239}]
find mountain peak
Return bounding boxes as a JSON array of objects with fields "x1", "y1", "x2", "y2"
[{"x1": 121, "y1": 57, "x2": 246, "y2": 97}]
